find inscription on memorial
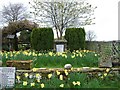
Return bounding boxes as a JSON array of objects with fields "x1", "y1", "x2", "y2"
[
  {"x1": 0, "y1": 67, "x2": 15, "y2": 89},
  {"x1": 56, "y1": 44, "x2": 64, "y2": 52}
]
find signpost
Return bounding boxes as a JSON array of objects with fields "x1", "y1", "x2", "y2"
[{"x1": 0, "y1": 67, "x2": 15, "y2": 89}]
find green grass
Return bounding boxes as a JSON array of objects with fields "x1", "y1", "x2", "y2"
[
  {"x1": 14, "y1": 71, "x2": 120, "y2": 88},
  {"x1": 1, "y1": 50, "x2": 99, "y2": 68}
]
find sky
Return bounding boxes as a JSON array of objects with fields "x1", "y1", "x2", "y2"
[{"x1": 0, "y1": 0, "x2": 119, "y2": 41}]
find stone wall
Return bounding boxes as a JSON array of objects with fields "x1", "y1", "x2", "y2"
[{"x1": 85, "y1": 40, "x2": 120, "y2": 55}]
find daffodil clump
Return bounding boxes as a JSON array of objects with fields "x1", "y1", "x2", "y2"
[
  {"x1": 15, "y1": 68, "x2": 120, "y2": 88},
  {"x1": 1, "y1": 49, "x2": 99, "y2": 67}
]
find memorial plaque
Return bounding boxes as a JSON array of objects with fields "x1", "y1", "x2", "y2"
[
  {"x1": 0, "y1": 67, "x2": 15, "y2": 89},
  {"x1": 56, "y1": 44, "x2": 64, "y2": 52}
]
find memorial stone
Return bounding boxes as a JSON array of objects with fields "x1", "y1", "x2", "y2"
[{"x1": 0, "y1": 67, "x2": 15, "y2": 89}]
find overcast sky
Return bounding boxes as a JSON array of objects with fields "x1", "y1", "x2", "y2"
[{"x1": 0, "y1": 0, "x2": 119, "y2": 41}]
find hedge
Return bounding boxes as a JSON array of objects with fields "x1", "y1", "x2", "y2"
[
  {"x1": 65, "y1": 28, "x2": 86, "y2": 51},
  {"x1": 31, "y1": 28, "x2": 54, "y2": 51}
]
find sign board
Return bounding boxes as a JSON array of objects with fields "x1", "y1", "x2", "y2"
[
  {"x1": 56, "y1": 44, "x2": 64, "y2": 52},
  {"x1": 0, "y1": 67, "x2": 15, "y2": 89}
]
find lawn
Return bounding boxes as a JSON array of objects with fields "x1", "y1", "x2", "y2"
[
  {"x1": 1, "y1": 50, "x2": 99, "y2": 68},
  {"x1": 1, "y1": 50, "x2": 120, "y2": 89}
]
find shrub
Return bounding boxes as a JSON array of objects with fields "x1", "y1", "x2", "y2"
[
  {"x1": 65, "y1": 28, "x2": 86, "y2": 51},
  {"x1": 31, "y1": 28, "x2": 54, "y2": 51}
]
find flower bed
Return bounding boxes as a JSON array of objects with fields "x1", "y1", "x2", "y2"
[
  {"x1": 15, "y1": 68, "x2": 120, "y2": 88},
  {"x1": 1, "y1": 50, "x2": 99, "y2": 68}
]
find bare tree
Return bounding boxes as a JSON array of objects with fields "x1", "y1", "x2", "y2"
[
  {"x1": 29, "y1": 0, "x2": 96, "y2": 39},
  {"x1": 86, "y1": 30, "x2": 96, "y2": 41},
  {"x1": 1, "y1": 3, "x2": 29, "y2": 23}
]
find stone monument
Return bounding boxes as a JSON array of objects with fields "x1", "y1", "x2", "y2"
[
  {"x1": 54, "y1": 39, "x2": 67, "y2": 53},
  {"x1": 0, "y1": 67, "x2": 15, "y2": 89}
]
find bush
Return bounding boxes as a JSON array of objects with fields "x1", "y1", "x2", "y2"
[
  {"x1": 31, "y1": 28, "x2": 54, "y2": 51},
  {"x1": 65, "y1": 28, "x2": 86, "y2": 51}
]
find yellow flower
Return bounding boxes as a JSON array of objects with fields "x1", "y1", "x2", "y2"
[
  {"x1": 32, "y1": 68, "x2": 38, "y2": 72},
  {"x1": 40, "y1": 83, "x2": 45, "y2": 88},
  {"x1": 31, "y1": 82, "x2": 35, "y2": 86},
  {"x1": 49, "y1": 52, "x2": 53, "y2": 56},
  {"x1": 48, "y1": 73, "x2": 52, "y2": 79},
  {"x1": 56, "y1": 70, "x2": 60, "y2": 75},
  {"x1": 64, "y1": 70, "x2": 68, "y2": 76},
  {"x1": 104, "y1": 73, "x2": 107, "y2": 77},
  {"x1": 73, "y1": 81, "x2": 81, "y2": 86},
  {"x1": 36, "y1": 73, "x2": 40, "y2": 78},
  {"x1": 76, "y1": 81, "x2": 81, "y2": 86},
  {"x1": 23, "y1": 51, "x2": 28, "y2": 55},
  {"x1": 24, "y1": 73, "x2": 28, "y2": 77},
  {"x1": 101, "y1": 76, "x2": 104, "y2": 79},
  {"x1": 60, "y1": 84, "x2": 64, "y2": 88},
  {"x1": 37, "y1": 79, "x2": 40, "y2": 83},
  {"x1": 71, "y1": 67, "x2": 73, "y2": 71},
  {"x1": 23, "y1": 81, "x2": 27, "y2": 86},
  {"x1": 95, "y1": 54, "x2": 97, "y2": 56},
  {"x1": 106, "y1": 68, "x2": 110, "y2": 72},
  {"x1": 16, "y1": 76, "x2": 20, "y2": 80},
  {"x1": 65, "y1": 55, "x2": 67, "y2": 58},
  {"x1": 79, "y1": 53, "x2": 82, "y2": 57},
  {"x1": 71, "y1": 55, "x2": 75, "y2": 58},
  {"x1": 72, "y1": 81, "x2": 77, "y2": 86},
  {"x1": 77, "y1": 68, "x2": 80, "y2": 71},
  {"x1": 59, "y1": 75, "x2": 63, "y2": 80}
]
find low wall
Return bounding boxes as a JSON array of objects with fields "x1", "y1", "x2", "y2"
[{"x1": 85, "y1": 40, "x2": 120, "y2": 55}]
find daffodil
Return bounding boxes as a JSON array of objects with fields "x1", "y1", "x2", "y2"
[
  {"x1": 72, "y1": 81, "x2": 77, "y2": 86},
  {"x1": 60, "y1": 84, "x2": 64, "y2": 88},
  {"x1": 106, "y1": 68, "x2": 110, "y2": 72},
  {"x1": 64, "y1": 55, "x2": 67, "y2": 58},
  {"x1": 95, "y1": 54, "x2": 97, "y2": 56},
  {"x1": 104, "y1": 73, "x2": 107, "y2": 77},
  {"x1": 76, "y1": 81, "x2": 80, "y2": 86},
  {"x1": 59, "y1": 75, "x2": 63, "y2": 80},
  {"x1": 48, "y1": 73, "x2": 52, "y2": 79},
  {"x1": 37, "y1": 79, "x2": 40, "y2": 83},
  {"x1": 23, "y1": 51, "x2": 28, "y2": 55},
  {"x1": 64, "y1": 70, "x2": 68, "y2": 76},
  {"x1": 79, "y1": 53, "x2": 82, "y2": 57},
  {"x1": 24, "y1": 73, "x2": 29, "y2": 78},
  {"x1": 71, "y1": 67, "x2": 73, "y2": 71},
  {"x1": 16, "y1": 76, "x2": 20, "y2": 80},
  {"x1": 72, "y1": 81, "x2": 81, "y2": 86},
  {"x1": 49, "y1": 52, "x2": 53, "y2": 56},
  {"x1": 56, "y1": 70, "x2": 60, "y2": 75},
  {"x1": 32, "y1": 68, "x2": 38, "y2": 72},
  {"x1": 40, "y1": 83, "x2": 45, "y2": 88},
  {"x1": 31, "y1": 82, "x2": 35, "y2": 87},
  {"x1": 23, "y1": 81, "x2": 27, "y2": 86},
  {"x1": 71, "y1": 55, "x2": 75, "y2": 58},
  {"x1": 100, "y1": 76, "x2": 104, "y2": 79},
  {"x1": 36, "y1": 73, "x2": 40, "y2": 78}
]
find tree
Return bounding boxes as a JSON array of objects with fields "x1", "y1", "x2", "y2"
[
  {"x1": 2, "y1": 20, "x2": 38, "y2": 50},
  {"x1": 18, "y1": 30, "x2": 31, "y2": 43},
  {"x1": 86, "y1": 30, "x2": 96, "y2": 41},
  {"x1": 29, "y1": 0, "x2": 96, "y2": 39},
  {"x1": 1, "y1": 3, "x2": 29, "y2": 23}
]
